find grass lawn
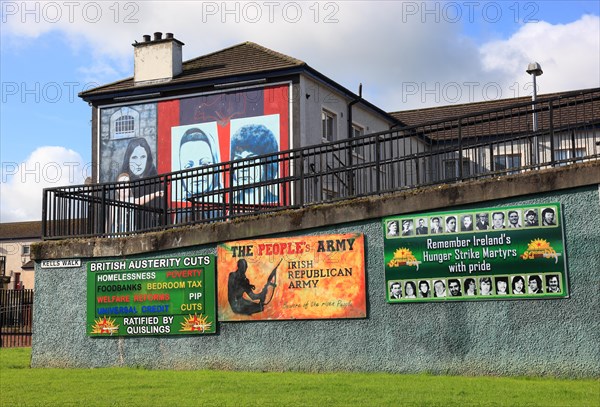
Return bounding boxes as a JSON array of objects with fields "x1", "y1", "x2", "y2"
[{"x1": 1, "y1": 348, "x2": 598, "y2": 406}]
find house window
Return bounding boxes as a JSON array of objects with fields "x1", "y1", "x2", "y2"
[
  {"x1": 352, "y1": 124, "x2": 363, "y2": 139},
  {"x1": 322, "y1": 110, "x2": 336, "y2": 142},
  {"x1": 0, "y1": 256, "x2": 5, "y2": 276},
  {"x1": 444, "y1": 158, "x2": 470, "y2": 179},
  {"x1": 554, "y1": 148, "x2": 585, "y2": 163},
  {"x1": 22, "y1": 245, "x2": 30, "y2": 256},
  {"x1": 494, "y1": 154, "x2": 521, "y2": 174},
  {"x1": 351, "y1": 124, "x2": 364, "y2": 156}
]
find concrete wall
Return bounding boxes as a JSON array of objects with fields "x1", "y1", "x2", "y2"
[
  {"x1": 31, "y1": 162, "x2": 600, "y2": 377},
  {"x1": 298, "y1": 75, "x2": 393, "y2": 147}
]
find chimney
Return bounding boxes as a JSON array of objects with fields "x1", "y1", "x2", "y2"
[{"x1": 133, "y1": 33, "x2": 184, "y2": 84}]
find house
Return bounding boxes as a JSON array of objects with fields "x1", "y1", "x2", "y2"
[
  {"x1": 389, "y1": 88, "x2": 600, "y2": 180},
  {"x1": 79, "y1": 34, "x2": 403, "y2": 205},
  {"x1": 0, "y1": 221, "x2": 41, "y2": 289},
  {"x1": 41, "y1": 35, "x2": 597, "y2": 239}
]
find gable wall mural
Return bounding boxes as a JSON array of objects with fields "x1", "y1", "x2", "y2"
[{"x1": 98, "y1": 84, "x2": 290, "y2": 213}]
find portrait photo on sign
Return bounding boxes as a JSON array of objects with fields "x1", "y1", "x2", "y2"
[
  {"x1": 229, "y1": 114, "x2": 280, "y2": 205},
  {"x1": 171, "y1": 122, "x2": 221, "y2": 203}
]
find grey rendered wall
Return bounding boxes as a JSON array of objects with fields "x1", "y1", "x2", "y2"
[
  {"x1": 32, "y1": 185, "x2": 599, "y2": 377},
  {"x1": 298, "y1": 75, "x2": 393, "y2": 147}
]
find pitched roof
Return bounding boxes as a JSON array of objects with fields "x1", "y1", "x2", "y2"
[
  {"x1": 80, "y1": 42, "x2": 306, "y2": 98},
  {"x1": 0, "y1": 221, "x2": 41, "y2": 241},
  {"x1": 389, "y1": 88, "x2": 600, "y2": 141}
]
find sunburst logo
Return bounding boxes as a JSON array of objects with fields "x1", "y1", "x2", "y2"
[
  {"x1": 180, "y1": 314, "x2": 212, "y2": 333},
  {"x1": 521, "y1": 238, "x2": 561, "y2": 263},
  {"x1": 388, "y1": 248, "x2": 422, "y2": 270},
  {"x1": 91, "y1": 316, "x2": 119, "y2": 335}
]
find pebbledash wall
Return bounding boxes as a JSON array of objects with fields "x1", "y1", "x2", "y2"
[{"x1": 31, "y1": 162, "x2": 600, "y2": 377}]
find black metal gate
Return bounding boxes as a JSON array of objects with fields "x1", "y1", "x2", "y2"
[{"x1": 0, "y1": 289, "x2": 33, "y2": 347}]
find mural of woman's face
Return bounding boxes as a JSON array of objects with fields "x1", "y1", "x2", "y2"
[
  {"x1": 180, "y1": 139, "x2": 214, "y2": 195},
  {"x1": 129, "y1": 145, "x2": 148, "y2": 177}
]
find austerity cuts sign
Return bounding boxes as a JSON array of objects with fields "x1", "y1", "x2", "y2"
[
  {"x1": 87, "y1": 255, "x2": 216, "y2": 336},
  {"x1": 217, "y1": 233, "x2": 366, "y2": 321},
  {"x1": 384, "y1": 203, "x2": 568, "y2": 302}
]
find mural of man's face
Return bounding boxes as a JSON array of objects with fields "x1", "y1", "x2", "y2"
[
  {"x1": 180, "y1": 139, "x2": 214, "y2": 195},
  {"x1": 129, "y1": 146, "x2": 148, "y2": 177},
  {"x1": 233, "y1": 150, "x2": 261, "y2": 186}
]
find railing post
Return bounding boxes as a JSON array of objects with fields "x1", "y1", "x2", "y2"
[
  {"x1": 347, "y1": 139, "x2": 354, "y2": 198},
  {"x1": 375, "y1": 135, "x2": 381, "y2": 193},
  {"x1": 570, "y1": 130, "x2": 576, "y2": 163},
  {"x1": 458, "y1": 118, "x2": 463, "y2": 180},
  {"x1": 549, "y1": 103, "x2": 555, "y2": 166},
  {"x1": 162, "y1": 175, "x2": 169, "y2": 228},
  {"x1": 100, "y1": 185, "x2": 106, "y2": 236},
  {"x1": 41, "y1": 189, "x2": 48, "y2": 239},
  {"x1": 298, "y1": 150, "x2": 304, "y2": 207},
  {"x1": 229, "y1": 163, "x2": 235, "y2": 218}
]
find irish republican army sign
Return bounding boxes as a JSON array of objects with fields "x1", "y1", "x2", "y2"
[
  {"x1": 383, "y1": 203, "x2": 568, "y2": 302},
  {"x1": 217, "y1": 233, "x2": 367, "y2": 321},
  {"x1": 87, "y1": 255, "x2": 216, "y2": 336}
]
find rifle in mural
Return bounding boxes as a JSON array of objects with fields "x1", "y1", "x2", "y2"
[{"x1": 262, "y1": 257, "x2": 282, "y2": 306}]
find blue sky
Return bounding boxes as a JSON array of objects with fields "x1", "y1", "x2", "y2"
[{"x1": 1, "y1": 1, "x2": 599, "y2": 221}]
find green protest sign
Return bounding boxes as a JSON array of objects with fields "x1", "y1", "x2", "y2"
[
  {"x1": 383, "y1": 203, "x2": 568, "y2": 302},
  {"x1": 87, "y1": 255, "x2": 216, "y2": 336}
]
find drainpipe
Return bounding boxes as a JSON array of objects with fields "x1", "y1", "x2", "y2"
[{"x1": 347, "y1": 84, "x2": 362, "y2": 196}]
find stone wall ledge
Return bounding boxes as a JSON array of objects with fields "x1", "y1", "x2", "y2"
[{"x1": 32, "y1": 160, "x2": 600, "y2": 260}]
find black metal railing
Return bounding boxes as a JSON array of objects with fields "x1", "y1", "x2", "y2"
[
  {"x1": 43, "y1": 88, "x2": 600, "y2": 239},
  {"x1": 0, "y1": 289, "x2": 33, "y2": 348}
]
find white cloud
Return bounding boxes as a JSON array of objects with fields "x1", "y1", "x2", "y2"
[
  {"x1": 1, "y1": 147, "x2": 89, "y2": 222},
  {"x1": 1, "y1": 3, "x2": 598, "y2": 223},
  {"x1": 480, "y1": 15, "x2": 600, "y2": 98},
  {"x1": 3, "y1": 3, "x2": 598, "y2": 111}
]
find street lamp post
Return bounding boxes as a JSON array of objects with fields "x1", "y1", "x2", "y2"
[{"x1": 526, "y1": 62, "x2": 543, "y2": 165}]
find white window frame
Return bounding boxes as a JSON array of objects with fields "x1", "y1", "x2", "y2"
[
  {"x1": 351, "y1": 123, "x2": 365, "y2": 158},
  {"x1": 322, "y1": 109, "x2": 337, "y2": 142},
  {"x1": 494, "y1": 153, "x2": 521, "y2": 174},
  {"x1": 444, "y1": 158, "x2": 471, "y2": 179},
  {"x1": 554, "y1": 147, "x2": 586, "y2": 163}
]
